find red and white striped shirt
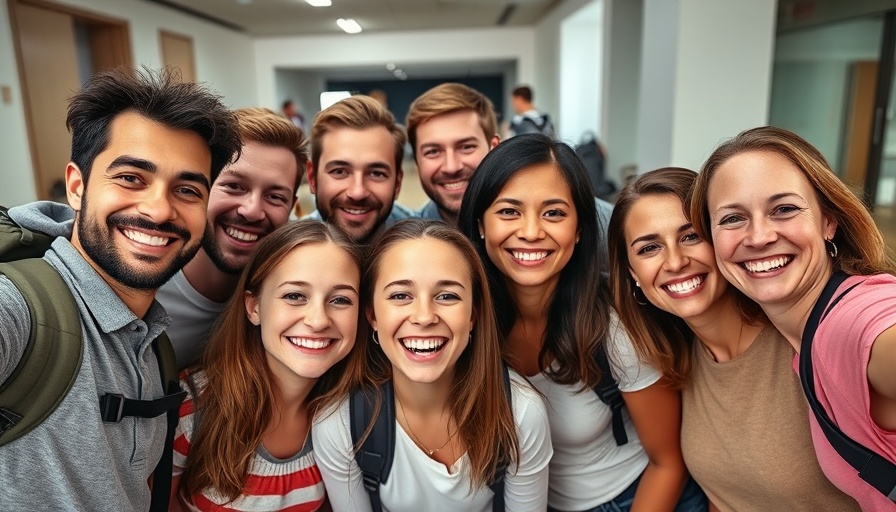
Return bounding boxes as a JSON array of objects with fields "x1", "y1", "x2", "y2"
[{"x1": 173, "y1": 370, "x2": 326, "y2": 511}]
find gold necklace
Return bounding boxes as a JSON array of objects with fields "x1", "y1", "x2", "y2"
[{"x1": 397, "y1": 398, "x2": 457, "y2": 457}]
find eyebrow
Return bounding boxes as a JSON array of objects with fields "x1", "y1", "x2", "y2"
[
  {"x1": 218, "y1": 169, "x2": 293, "y2": 194},
  {"x1": 714, "y1": 192, "x2": 805, "y2": 213},
  {"x1": 384, "y1": 279, "x2": 466, "y2": 290},
  {"x1": 493, "y1": 198, "x2": 571, "y2": 207},
  {"x1": 630, "y1": 222, "x2": 692, "y2": 247},
  {"x1": 107, "y1": 155, "x2": 210, "y2": 191},
  {"x1": 279, "y1": 280, "x2": 359, "y2": 294}
]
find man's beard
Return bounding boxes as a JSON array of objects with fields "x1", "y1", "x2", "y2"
[{"x1": 77, "y1": 205, "x2": 199, "y2": 290}]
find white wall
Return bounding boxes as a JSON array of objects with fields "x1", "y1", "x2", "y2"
[
  {"x1": 254, "y1": 27, "x2": 536, "y2": 122},
  {"x1": 0, "y1": 0, "x2": 257, "y2": 206},
  {"x1": 0, "y1": 0, "x2": 37, "y2": 206},
  {"x1": 558, "y1": 0, "x2": 603, "y2": 144},
  {"x1": 603, "y1": 0, "x2": 642, "y2": 185},
  {"x1": 638, "y1": 0, "x2": 777, "y2": 172}
]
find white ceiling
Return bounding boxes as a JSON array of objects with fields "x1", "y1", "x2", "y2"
[{"x1": 150, "y1": 0, "x2": 561, "y2": 37}]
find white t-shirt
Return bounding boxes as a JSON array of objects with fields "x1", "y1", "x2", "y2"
[
  {"x1": 527, "y1": 312, "x2": 661, "y2": 510},
  {"x1": 155, "y1": 270, "x2": 227, "y2": 369},
  {"x1": 312, "y1": 371, "x2": 552, "y2": 512}
]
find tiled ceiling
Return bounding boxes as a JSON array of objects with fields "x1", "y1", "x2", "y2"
[{"x1": 149, "y1": 0, "x2": 561, "y2": 37}]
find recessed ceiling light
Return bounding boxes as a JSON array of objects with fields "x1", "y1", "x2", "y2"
[
  {"x1": 305, "y1": 0, "x2": 332, "y2": 6},
  {"x1": 336, "y1": 18, "x2": 362, "y2": 34}
]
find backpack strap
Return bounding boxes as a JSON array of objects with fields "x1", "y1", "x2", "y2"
[
  {"x1": 147, "y1": 332, "x2": 185, "y2": 512},
  {"x1": 594, "y1": 346, "x2": 628, "y2": 446},
  {"x1": 801, "y1": 271, "x2": 896, "y2": 501},
  {"x1": 488, "y1": 364, "x2": 513, "y2": 512},
  {"x1": 349, "y1": 380, "x2": 395, "y2": 512},
  {"x1": 0, "y1": 259, "x2": 82, "y2": 445}
]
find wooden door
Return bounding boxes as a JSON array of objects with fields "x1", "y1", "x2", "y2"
[{"x1": 160, "y1": 31, "x2": 196, "y2": 82}]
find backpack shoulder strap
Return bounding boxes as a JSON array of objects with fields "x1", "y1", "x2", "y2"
[
  {"x1": 801, "y1": 271, "x2": 896, "y2": 501},
  {"x1": 350, "y1": 380, "x2": 395, "y2": 512},
  {"x1": 489, "y1": 364, "x2": 513, "y2": 512},
  {"x1": 594, "y1": 346, "x2": 628, "y2": 446},
  {"x1": 0, "y1": 258, "x2": 82, "y2": 445},
  {"x1": 148, "y1": 332, "x2": 184, "y2": 512}
]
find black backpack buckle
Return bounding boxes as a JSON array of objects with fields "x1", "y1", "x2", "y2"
[{"x1": 99, "y1": 393, "x2": 125, "y2": 423}]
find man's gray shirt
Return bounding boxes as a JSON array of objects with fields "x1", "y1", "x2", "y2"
[{"x1": 0, "y1": 236, "x2": 170, "y2": 511}]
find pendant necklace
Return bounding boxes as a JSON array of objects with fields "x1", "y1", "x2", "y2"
[{"x1": 397, "y1": 398, "x2": 457, "y2": 457}]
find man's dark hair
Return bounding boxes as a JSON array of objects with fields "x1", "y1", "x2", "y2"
[
  {"x1": 511, "y1": 85, "x2": 533, "y2": 103},
  {"x1": 66, "y1": 66, "x2": 241, "y2": 184},
  {"x1": 282, "y1": 99, "x2": 294, "y2": 110}
]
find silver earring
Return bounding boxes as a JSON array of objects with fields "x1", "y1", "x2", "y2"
[
  {"x1": 635, "y1": 281, "x2": 641, "y2": 287},
  {"x1": 825, "y1": 238, "x2": 838, "y2": 258},
  {"x1": 372, "y1": 330, "x2": 380, "y2": 345},
  {"x1": 480, "y1": 233, "x2": 485, "y2": 239}
]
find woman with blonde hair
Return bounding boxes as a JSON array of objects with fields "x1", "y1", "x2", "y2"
[
  {"x1": 609, "y1": 166, "x2": 859, "y2": 511},
  {"x1": 313, "y1": 219, "x2": 552, "y2": 511},
  {"x1": 172, "y1": 220, "x2": 365, "y2": 511},
  {"x1": 690, "y1": 125, "x2": 896, "y2": 510}
]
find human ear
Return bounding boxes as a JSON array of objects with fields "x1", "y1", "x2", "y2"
[
  {"x1": 65, "y1": 163, "x2": 84, "y2": 212},
  {"x1": 244, "y1": 291, "x2": 260, "y2": 326}
]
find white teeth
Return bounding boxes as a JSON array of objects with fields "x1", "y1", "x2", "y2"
[
  {"x1": 743, "y1": 256, "x2": 791, "y2": 273},
  {"x1": 400, "y1": 337, "x2": 447, "y2": 353},
  {"x1": 123, "y1": 230, "x2": 170, "y2": 247},
  {"x1": 512, "y1": 251, "x2": 548, "y2": 262},
  {"x1": 225, "y1": 227, "x2": 258, "y2": 242},
  {"x1": 442, "y1": 181, "x2": 466, "y2": 190},
  {"x1": 287, "y1": 337, "x2": 333, "y2": 349},
  {"x1": 665, "y1": 276, "x2": 703, "y2": 294},
  {"x1": 343, "y1": 208, "x2": 370, "y2": 215}
]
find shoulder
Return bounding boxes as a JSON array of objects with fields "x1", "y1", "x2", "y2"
[
  {"x1": 0, "y1": 273, "x2": 31, "y2": 385},
  {"x1": 389, "y1": 203, "x2": 417, "y2": 221},
  {"x1": 508, "y1": 370, "x2": 549, "y2": 426},
  {"x1": 604, "y1": 309, "x2": 662, "y2": 391}
]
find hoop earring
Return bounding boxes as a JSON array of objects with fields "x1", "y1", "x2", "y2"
[
  {"x1": 825, "y1": 238, "x2": 838, "y2": 258},
  {"x1": 372, "y1": 330, "x2": 380, "y2": 345},
  {"x1": 633, "y1": 287, "x2": 648, "y2": 306}
]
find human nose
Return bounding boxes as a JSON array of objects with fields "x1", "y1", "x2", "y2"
[
  {"x1": 744, "y1": 216, "x2": 777, "y2": 247},
  {"x1": 662, "y1": 245, "x2": 689, "y2": 273},
  {"x1": 136, "y1": 184, "x2": 175, "y2": 223},
  {"x1": 303, "y1": 300, "x2": 331, "y2": 331},
  {"x1": 237, "y1": 192, "x2": 266, "y2": 223},
  {"x1": 444, "y1": 150, "x2": 463, "y2": 174},
  {"x1": 345, "y1": 174, "x2": 370, "y2": 201},
  {"x1": 410, "y1": 299, "x2": 438, "y2": 326},
  {"x1": 516, "y1": 213, "x2": 544, "y2": 241}
]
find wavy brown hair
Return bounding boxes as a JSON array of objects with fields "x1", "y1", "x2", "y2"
[
  {"x1": 359, "y1": 219, "x2": 520, "y2": 489},
  {"x1": 690, "y1": 126, "x2": 895, "y2": 276},
  {"x1": 609, "y1": 167, "x2": 765, "y2": 388},
  {"x1": 179, "y1": 220, "x2": 365, "y2": 503}
]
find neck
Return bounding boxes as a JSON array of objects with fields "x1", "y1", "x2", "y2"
[
  {"x1": 270, "y1": 371, "x2": 317, "y2": 416},
  {"x1": 685, "y1": 294, "x2": 764, "y2": 362},
  {"x1": 392, "y1": 371, "x2": 453, "y2": 414},
  {"x1": 762, "y1": 267, "x2": 834, "y2": 353},
  {"x1": 72, "y1": 237, "x2": 156, "y2": 318},
  {"x1": 182, "y1": 249, "x2": 240, "y2": 303},
  {"x1": 438, "y1": 207, "x2": 458, "y2": 226},
  {"x1": 507, "y1": 279, "x2": 556, "y2": 321}
]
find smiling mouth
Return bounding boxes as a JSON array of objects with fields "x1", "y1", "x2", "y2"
[
  {"x1": 741, "y1": 256, "x2": 793, "y2": 274},
  {"x1": 399, "y1": 337, "x2": 447, "y2": 354},
  {"x1": 440, "y1": 181, "x2": 467, "y2": 191},
  {"x1": 122, "y1": 229, "x2": 173, "y2": 247},
  {"x1": 341, "y1": 207, "x2": 372, "y2": 216},
  {"x1": 286, "y1": 337, "x2": 335, "y2": 350},
  {"x1": 225, "y1": 226, "x2": 259, "y2": 242},
  {"x1": 663, "y1": 275, "x2": 704, "y2": 295},
  {"x1": 509, "y1": 250, "x2": 550, "y2": 262}
]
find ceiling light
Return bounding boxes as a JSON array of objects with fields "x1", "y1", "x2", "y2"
[
  {"x1": 305, "y1": 0, "x2": 332, "y2": 6},
  {"x1": 337, "y1": 18, "x2": 362, "y2": 34},
  {"x1": 386, "y1": 62, "x2": 396, "y2": 71}
]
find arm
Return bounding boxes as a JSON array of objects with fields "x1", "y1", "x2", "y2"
[
  {"x1": 311, "y1": 401, "x2": 373, "y2": 512},
  {"x1": 0, "y1": 275, "x2": 31, "y2": 386},
  {"x1": 623, "y1": 377, "x2": 688, "y2": 512},
  {"x1": 867, "y1": 325, "x2": 896, "y2": 430},
  {"x1": 503, "y1": 381, "x2": 552, "y2": 511}
]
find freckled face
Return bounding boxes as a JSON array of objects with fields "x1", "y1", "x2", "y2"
[
  {"x1": 625, "y1": 194, "x2": 727, "y2": 323},
  {"x1": 706, "y1": 150, "x2": 836, "y2": 307}
]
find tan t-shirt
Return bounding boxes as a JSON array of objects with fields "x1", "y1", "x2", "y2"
[{"x1": 681, "y1": 326, "x2": 859, "y2": 512}]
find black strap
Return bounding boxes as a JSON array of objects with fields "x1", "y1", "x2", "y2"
[
  {"x1": 594, "y1": 347, "x2": 628, "y2": 446},
  {"x1": 801, "y1": 271, "x2": 896, "y2": 501},
  {"x1": 488, "y1": 364, "x2": 513, "y2": 512},
  {"x1": 350, "y1": 380, "x2": 395, "y2": 512},
  {"x1": 97, "y1": 338, "x2": 186, "y2": 512}
]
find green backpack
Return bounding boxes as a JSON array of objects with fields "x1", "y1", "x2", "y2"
[{"x1": 0, "y1": 206, "x2": 183, "y2": 512}]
